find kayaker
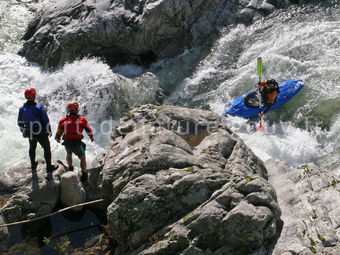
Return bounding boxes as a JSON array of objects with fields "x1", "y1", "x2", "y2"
[
  {"x1": 55, "y1": 102, "x2": 94, "y2": 182},
  {"x1": 256, "y1": 79, "x2": 279, "y2": 118},
  {"x1": 17, "y1": 88, "x2": 58, "y2": 172}
]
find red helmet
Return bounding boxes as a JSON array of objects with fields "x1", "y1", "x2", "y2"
[
  {"x1": 67, "y1": 101, "x2": 79, "y2": 113},
  {"x1": 25, "y1": 88, "x2": 36, "y2": 100}
]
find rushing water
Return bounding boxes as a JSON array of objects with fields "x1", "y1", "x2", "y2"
[
  {"x1": 0, "y1": 1, "x2": 339, "y2": 175},
  {"x1": 157, "y1": 3, "x2": 340, "y2": 173},
  {"x1": 0, "y1": 1, "x2": 159, "y2": 171}
]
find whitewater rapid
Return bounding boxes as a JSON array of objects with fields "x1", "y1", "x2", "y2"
[
  {"x1": 0, "y1": 1, "x2": 339, "y2": 174},
  {"x1": 0, "y1": 1, "x2": 157, "y2": 170},
  {"x1": 163, "y1": 3, "x2": 340, "y2": 173}
]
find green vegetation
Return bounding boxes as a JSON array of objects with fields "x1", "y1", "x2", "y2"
[
  {"x1": 245, "y1": 176, "x2": 256, "y2": 182},
  {"x1": 309, "y1": 236, "x2": 317, "y2": 246},
  {"x1": 187, "y1": 166, "x2": 194, "y2": 173},
  {"x1": 298, "y1": 164, "x2": 312, "y2": 175},
  {"x1": 312, "y1": 209, "x2": 317, "y2": 220},
  {"x1": 310, "y1": 247, "x2": 317, "y2": 253},
  {"x1": 327, "y1": 178, "x2": 340, "y2": 189},
  {"x1": 182, "y1": 212, "x2": 195, "y2": 223},
  {"x1": 317, "y1": 233, "x2": 326, "y2": 242},
  {"x1": 153, "y1": 106, "x2": 161, "y2": 118},
  {"x1": 308, "y1": 235, "x2": 318, "y2": 254},
  {"x1": 153, "y1": 106, "x2": 161, "y2": 111},
  {"x1": 128, "y1": 109, "x2": 138, "y2": 118},
  {"x1": 158, "y1": 185, "x2": 166, "y2": 190}
]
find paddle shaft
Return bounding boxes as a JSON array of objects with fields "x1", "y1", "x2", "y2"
[{"x1": 257, "y1": 57, "x2": 264, "y2": 131}]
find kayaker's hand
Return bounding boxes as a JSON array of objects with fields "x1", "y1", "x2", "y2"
[{"x1": 259, "y1": 112, "x2": 264, "y2": 118}]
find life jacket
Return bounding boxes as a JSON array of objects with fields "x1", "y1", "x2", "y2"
[
  {"x1": 56, "y1": 115, "x2": 93, "y2": 141},
  {"x1": 266, "y1": 90, "x2": 278, "y2": 104},
  {"x1": 18, "y1": 101, "x2": 50, "y2": 134},
  {"x1": 261, "y1": 80, "x2": 279, "y2": 104}
]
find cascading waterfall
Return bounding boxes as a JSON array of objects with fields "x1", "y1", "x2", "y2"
[{"x1": 0, "y1": 1, "x2": 339, "y2": 175}]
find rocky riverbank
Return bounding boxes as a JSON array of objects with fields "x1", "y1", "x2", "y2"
[{"x1": 1, "y1": 105, "x2": 339, "y2": 254}]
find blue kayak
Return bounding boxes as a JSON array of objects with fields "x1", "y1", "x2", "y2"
[{"x1": 224, "y1": 79, "x2": 304, "y2": 119}]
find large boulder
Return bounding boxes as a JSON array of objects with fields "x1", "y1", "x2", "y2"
[
  {"x1": 265, "y1": 159, "x2": 340, "y2": 255},
  {"x1": 42, "y1": 70, "x2": 164, "y2": 121},
  {"x1": 18, "y1": 0, "x2": 294, "y2": 67},
  {"x1": 92, "y1": 105, "x2": 281, "y2": 254}
]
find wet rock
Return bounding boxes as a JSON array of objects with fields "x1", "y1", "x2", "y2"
[
  {"x1": 92, "y1": 104, "x2": 281, "y2": 254},
  {"x1": 0, "y1": 160, "x2": 63, "y2": 222},
  {"x1": 265, "y1": 159, "x2": 340, "y2": 255},
  {"x1": 19, "y1": 0, "x2": 241, "y2": 67},
  {"x1": 18, "y1": 0, "x2": 300, "y2": 68},
  {"x1": 43, "y1": 71, "x2": 163, "y2": 121}
]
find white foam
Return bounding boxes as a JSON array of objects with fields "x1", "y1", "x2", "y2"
[
  {"x1": 0, "y1": 55, "x2": 158, "y2": 170},
  {"x1": 219, "y1": 113, "x2": 324, "y2": 167}
]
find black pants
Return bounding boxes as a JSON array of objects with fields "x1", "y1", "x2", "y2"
[{"x1": 29, "y1": 134, "x2": 52, "y2": 167}]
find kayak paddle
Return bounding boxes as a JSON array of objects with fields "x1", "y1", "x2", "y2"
[{"x1": 257, "y1": 57, "x2": 264, "y2": 132}]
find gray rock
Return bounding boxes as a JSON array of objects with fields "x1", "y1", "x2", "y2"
[
  {"x1": 60, "y1": 171, "x2": 86, "y2": 211},
  {"x1": 0, "y1": 160, "x2": 63, "y2": 223},
  {"x1": 43, "y1": 71, "x2": 164, "y2": 121},
  {"x1": 94, "y1": 105, "x2": 281, "y2": 254},
  {"x1": 0, "y1": 159, "x2": 61, "y2": 193},
  {"x1": 260, "y1": 1, "x2": 277, "y2": 15},
  {"x1": 265, "y1": 159, "x2": 340, "y2": 255},
  {"x1": 1, "y1": 181, "x2": 60, "y2": 223},
  {"x1": 0, "y1": 157, "x2": 105, "y2": 228},
  {"x1": 0, "y1": 214, "x2": 9, "y2": 241},
  {"x1": 18, "y1": 0, "x2": 297, "y2": 68}
]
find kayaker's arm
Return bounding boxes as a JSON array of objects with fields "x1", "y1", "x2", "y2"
[
  {"x1": 259, "y1": 103, "x2": 273, "y2": 118},
  {"x1": 263, "y1": 103, "x2": 273, "y2": 113},
  {"x1": 256, "y1": 81, "x2": 267, "y2": 88},
  {"x1": 55, "y1": 124, "x2": 64, "y2": 143}
]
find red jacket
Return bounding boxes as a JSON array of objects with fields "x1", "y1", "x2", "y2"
[{"x1": 56, "y1": 115, "x2": 93, "y2": 141}]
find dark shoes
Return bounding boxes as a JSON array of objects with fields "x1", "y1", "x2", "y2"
[
  {"x1": 80, "y1": 172, "x2": 88, "y2": 183},
  {"x1": 31, "y1": 161, "x2": 38, "y2": 170},
  {"x1": 47, "y1": 164, "x2": 58, "y2": 173}
]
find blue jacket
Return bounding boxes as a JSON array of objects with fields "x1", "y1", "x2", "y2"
[{"x1": 18, "y1": 101, "x2": 51, "y2": 135}]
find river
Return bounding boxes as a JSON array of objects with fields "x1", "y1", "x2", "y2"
[{"x1": 0, "y1": 0, "x2": 339, "y2": 175}]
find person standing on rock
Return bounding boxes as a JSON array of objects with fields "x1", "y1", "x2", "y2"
[
  {"x1": 17, "y1": 88, "x2": 58, "y2": 172},
  {"x1": 55, "y1": 102, "x2": 94, "y2": 182}
]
